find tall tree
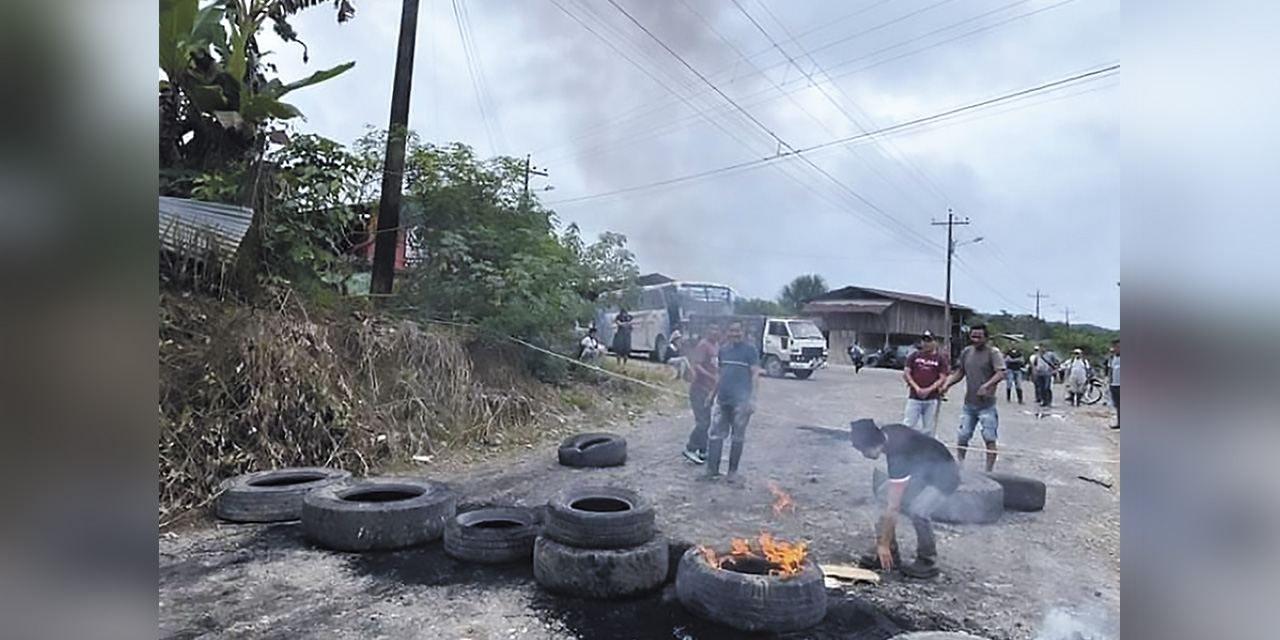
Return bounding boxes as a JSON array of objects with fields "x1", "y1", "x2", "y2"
[{"x1": 778, "y1": 274, "x2": 828, "y2": 315}]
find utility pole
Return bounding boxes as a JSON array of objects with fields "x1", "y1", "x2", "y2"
[
  {"x1": 371, "y1": 0, "x2": 422, "y2": 297},
  {"x1": 522, "y1": 154, "x2": 548, "y2": 209},
  {"x1": 1028, "y1": 289, "x2": 1050, "y2": 339},
  {"x1": 1063, "y1": 307, "x2": 1072, "y2": 329},
  {"x1": 932, "y1": 209, "x2": 970, "y2": 356}
]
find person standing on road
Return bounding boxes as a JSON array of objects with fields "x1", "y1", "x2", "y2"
[
  {"x1": 682, "y1": 323, "x2": 721, "y2": 464},
  {"x1": 1004, "y1": 347, "x2": 1026, "y2": 404},
  {"x1": 901, "y1": 331, "x2": 950, "y2": 438},
  {"x1": 611, "y1": 308, "x2": 633, "y2": 368},
  {"x1": 1031, "y1": 344, "x2": 1060, "y2": 408},
  {"x1": 703, "y1": 321, "x2": 761, "y2": 483},
  {"x1": 850, "y1": 418, "x2": 960, "y2": 580},
  {"x1": 1106, "y1": 339, "x2": 1120, "y2": 429},
  {"x1": 1061, "y1": 349, "x2": 1091, "y2": 407},
  {"x1": 939, "y1": 324, "x2": 1006, "y2": 472}
]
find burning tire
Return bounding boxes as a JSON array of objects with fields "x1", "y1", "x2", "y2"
[
  {"x1": 558, "y1": 433, "x2": 627, "y2": 468},
  {"x1": 302, "y1": 478, "x2": 456, "y2": 551},
  {"x1": 675, "y1": 546, "x2": 827, "y2": 633},
  {"x1": 533, "y1": 534, "x2": 669, "y2": 600},
  {"x1": 981, "y1": 472, "x2": 1047, "y2": 512},
  {"x1": 543, "y1": 486, "x2": 655, "y2": 549},
  {"x1": 444, "y1": 506, "x2": 539, "y2": 564},
  {"x1": 873, "y1": 468, "x2": 1004, "y2": 525},
  {"x1": 214, "y1": 467, "x2": 351, "y2": 523}
]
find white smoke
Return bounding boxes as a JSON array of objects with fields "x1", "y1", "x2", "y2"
[{"x1": 1034, "y1": 607, "x2": 1114, "y2": 640}]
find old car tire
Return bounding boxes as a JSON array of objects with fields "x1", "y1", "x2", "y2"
[
  {"x1": 443, "y1": 506, "x2": 539, "y2": 564},
  {"x1": 533, "y1": 535, "x2": 669, "y2": 600},
  {"x1": 981, "y1": 472, "x2": 1047, "y2": 512},
  {"x1": 793, "y1": 369, "x2": 814, "y2": 380},
  {"x1": 675, "y1": 547, "x2": 827, "y2": 633},
  {"x1": 763, "y1": 355, "x2": 785, "y2": 378},
  {"x1": 543, "y1": 485, "x2": 655, "y2": 549},
  {"x1": 873, "y1": 468, "x2": 1004, "y2": 525},
  {"x1": 214, "y1": 467, "x2": 351, "y2": 523},
  {"x1": 890, "y1": 633, "x2": 993, "y2": 640},
  {"x1": 558, "y1": 433, "x2": 627, "y2": 468},
  {"x1": 302, "y1": 478, "x2": 455, "y2": 552}
]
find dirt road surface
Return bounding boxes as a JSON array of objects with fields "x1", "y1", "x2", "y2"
[{"x1": 160, "y1": 365, "x2": 1119, "y2": 640}]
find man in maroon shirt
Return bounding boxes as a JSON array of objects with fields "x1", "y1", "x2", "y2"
[
  {"x1": 901, "y1": 331, "x2": 950, "y2": 437},
  {"x1": 682, "y1": 323, "x2": 721, "y2": 464}
]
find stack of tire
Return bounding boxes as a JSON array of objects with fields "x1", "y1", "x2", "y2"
[{"x1": 533, "y1": 486, "x2": 668, "y2": 600}]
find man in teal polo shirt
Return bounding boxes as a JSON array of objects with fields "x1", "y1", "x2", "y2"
[{"x1": 704, "y1": 321, "x2": 762, "y2": 483}]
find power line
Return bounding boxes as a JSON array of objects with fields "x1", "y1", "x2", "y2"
[{"x1": 545, "y1": 64, "x2": 1119, "y2": 206}]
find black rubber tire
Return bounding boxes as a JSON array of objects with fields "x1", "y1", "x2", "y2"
[
  {"x1": 981, "y1": 472, "x2": 1047, "y2": 512},
  {"x1": 653, "y1": 335, "x2": 668, "y2": 363},
  {"x1": 793, "y1": 369, "x2": 814, "y2": 380},
  {"x1": 866, "y1": 355, "x2": 882, "y2": 369},
  {"x1": 214, "y1": 467, "x2": 351, "y2": 523},
  {"x1": 301, "y1": 477, "x2": 456, "y2": 551},
  {"x1": 533, "y1": 534, "x2": 669, "y2": 600},
  {"x1": 543, "y1": 485, "x2": 655, "y2": 549},
  {"x1": 763, "y1": 355, "x2": 785, "y2": 378},
  {"x1": 873, "y1": 468, "x2": 1004, "y2": 525},
  {"x1": 443, "y1": 506, "x2": 539, "y2": 564},
  {"x1": 675, "y1": 547, "x2": 828, "y2": 633},
  {"x1": 890, "y1": 633, "x2": 993, "y2": 640},
  {"x1": 557, "y1": 433, "x2": 627, "y2": 468}
]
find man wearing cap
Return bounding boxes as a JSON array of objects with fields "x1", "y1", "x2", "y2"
[
  {"x1": 1062, "y1": 348, "x2": 1091, "y2": 407},
  {"x1": 850, "y1": 418, "x2": 960, "y2": 579},
  {"x1": 901, "y1": 331, "x2": 950, "y2": 438},
  {"x1": 1030, "y1": 344, "x2": 1060, "y2": 407},
  {"x1": 939, "y1": 324, "x2": 1006, "y2": 471},
  {"x1": 1106, "y1": 339, "x2": 1120, "y2": 429}
]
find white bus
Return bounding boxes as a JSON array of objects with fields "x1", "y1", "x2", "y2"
[{"x1": 594, "y1": 281, "x2": 736, "y2": 361}]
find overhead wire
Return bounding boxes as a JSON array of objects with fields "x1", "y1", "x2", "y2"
[{"x1": 451, "y1": 0, "x2": 506, "y2": 154}]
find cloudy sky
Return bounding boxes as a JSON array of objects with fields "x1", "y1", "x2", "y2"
[{"x1": 261, "y1": 0, "x2": 1120, "y2": 328}]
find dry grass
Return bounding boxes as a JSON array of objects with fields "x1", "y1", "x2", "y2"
[{"x1": 158, "y1": 289, "x2": 585, "y2": 525}]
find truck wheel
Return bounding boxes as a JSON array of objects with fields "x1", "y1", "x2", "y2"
[
  {"x1": 652, "y1": 335, "x2": 668, "y2": 363},
  {"x1": 792, "y1": 369, "x2": 814, "y2": 380},
  {"x1": 763, "y1": 356, "x2": 785, "y2": 378}
]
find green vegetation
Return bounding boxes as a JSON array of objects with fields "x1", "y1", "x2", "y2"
[
  {"x1": 778, "y1": 274, "x2": 829, "y2": 315},
  {"x1": 977, "y1": 311, "x2": 1118, "y2": 360}
]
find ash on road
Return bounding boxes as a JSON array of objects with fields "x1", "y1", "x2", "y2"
[{"x1": 160, "y1": 366, "x2": 1119, "y2": 640}]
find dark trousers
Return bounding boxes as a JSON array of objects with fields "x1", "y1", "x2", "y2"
[
  {"x1": 685, "y1": 387, "x2": 713, "y2": 453},
  {"x1": 1034, "y1": 373, "x2": 1053, "y2": 407},
  {"x1": 1110, "y1": 385, "x2": 1120, "y2": 421}
]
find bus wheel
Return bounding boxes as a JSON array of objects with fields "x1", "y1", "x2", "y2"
[
  {"x1": 652, "y1": 335, "x2": 668, "y2": 363},
  {"x1": 763, "y1": 355, "x2": 785, "y2": 378}
]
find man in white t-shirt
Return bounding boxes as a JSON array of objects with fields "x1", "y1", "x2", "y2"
[{"x1": 578, "y1": 327, "x2": 606, "y2": 361}]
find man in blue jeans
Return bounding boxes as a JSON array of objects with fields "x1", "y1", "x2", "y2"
[
  {"x1": 703, "y1": 321, "x2": 761, "y2": 484},
  {"x1": 940, "y1": 324, "x2": 1006, "y2": 472}
]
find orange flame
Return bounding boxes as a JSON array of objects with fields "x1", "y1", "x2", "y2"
[
  {"x1": 768, "y1": 482, "x2": 794, "y2": 515},
  {"x1": 697, "y1": 531, "x2": 808, "y2": 577}
]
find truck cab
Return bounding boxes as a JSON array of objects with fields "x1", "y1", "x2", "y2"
[{"x1": 761, "y1": 318, "x2": 828, "y2": 379}]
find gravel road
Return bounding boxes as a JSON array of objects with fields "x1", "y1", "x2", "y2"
[{"x1": 160, "y1": 364, "x2": 1119, "y2": 640}]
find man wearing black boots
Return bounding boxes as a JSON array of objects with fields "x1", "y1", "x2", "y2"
[
  {"x1": 851, "y1": 418, "x2": 960, "y2": 579},
  {"x1": 703, "y1": 321, "x2": 761, "y2": 484}
]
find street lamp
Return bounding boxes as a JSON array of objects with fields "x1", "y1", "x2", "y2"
[{"x1": 943, "y1": 234, "x2": 983, "y2": 356}]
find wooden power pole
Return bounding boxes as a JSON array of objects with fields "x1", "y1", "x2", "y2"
[{"x1": 371, "y1": 0, "x2": 422, "y2": 297}]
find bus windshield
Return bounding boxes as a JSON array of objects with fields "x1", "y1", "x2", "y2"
[{"x1": 788, "y1": 320, "x2": 824, "y2": 339}]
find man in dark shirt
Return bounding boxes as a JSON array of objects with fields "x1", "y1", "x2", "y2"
[
  {"x1": 682, "y1": 323, "x2": 721, "y2": 464},
  {"x1": 851, "y1": 418, "x2": 960, "y2": 579},
  {"x1": 703, "y1": 321, "x2": 761, "y2": 483}
]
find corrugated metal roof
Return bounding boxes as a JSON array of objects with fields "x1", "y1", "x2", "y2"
[
  {"x1": 802, "y1": 299, "x2": 894, "y2": 314},
  {"x1": 815, "y1": 285, "x2": 973, "y2": 312},
  {"x1": 158, "y1": 196, "x2": 254, "y2": 263}
]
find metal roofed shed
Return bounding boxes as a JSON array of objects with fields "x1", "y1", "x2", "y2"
[
  {"x1": 803, "y1": 285, "x2": 974, "y2": 364},
  {"x1": 159, "y1": 196, "x2": 255, "y2": 287}
]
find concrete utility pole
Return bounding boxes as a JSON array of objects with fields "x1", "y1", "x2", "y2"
[
  {"x1": 521, "y1": 154, "x2": 548, "y2": 209},
  {"x1": 932, "y1": 209, "x2": 970, "y2": 356},
  {"x1": 1063, "y1": 307, "x2": 1073, "y2": 329},
  {"x1": 1028, "y1": 289, "x2": 1050, "y2": 338},
  {"x1": 371, "y1": 0, "x2": 422, "y2": 297}
]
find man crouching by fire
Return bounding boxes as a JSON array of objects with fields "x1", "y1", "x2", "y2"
[{"x1": 850, "y1": 418, "x2": 960, "y2": 579}]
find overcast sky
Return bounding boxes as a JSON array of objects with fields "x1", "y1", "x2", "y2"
[{"x1": 261, "y1": 0, "x2": 1120, "y2": 328}]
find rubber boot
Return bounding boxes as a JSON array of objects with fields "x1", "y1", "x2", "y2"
[
  {"x1": 1016, "y1": 387, "x2": 1024, "y2": 404},
  {"x1": 704, "y1": 439, "x2": 724, "y2": 477}
]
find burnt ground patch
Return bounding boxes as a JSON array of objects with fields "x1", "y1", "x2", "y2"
[
  {"x1": 530, "y1": 585, "x2": 918, "y2": 640},
  {"x1": 349, "y1": 541, "x2": 535, "y2": 590}
]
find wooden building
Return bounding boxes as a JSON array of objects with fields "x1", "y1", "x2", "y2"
[{"x1": 802, "y1": 285, "x2": 973, "y2": 364}]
